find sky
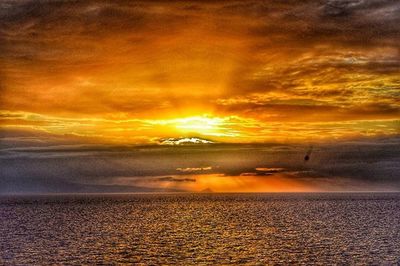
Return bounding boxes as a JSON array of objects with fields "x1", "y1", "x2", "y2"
[{"x1": 0, "y1": 0, "x2": 399, "y2": 193}]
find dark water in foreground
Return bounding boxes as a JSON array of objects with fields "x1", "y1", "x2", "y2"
[{"x1": 1, "y1": 193, "x2": 400, "y2": 265}]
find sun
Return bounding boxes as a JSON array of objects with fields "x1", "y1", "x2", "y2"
[
  {"x1": 149, "y1": 115, "x2": 235, "y2": 137},
  {"x1": 173, "y1": 116, "x2": 223, "y2": 134},
  {"x1": 146, "y1": 114, "x2": 243, "y2": 140}
]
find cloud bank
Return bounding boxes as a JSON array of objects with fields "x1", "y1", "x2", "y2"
[{"x1": 1, "y1": 137, "x2": 399, "y2": 193}]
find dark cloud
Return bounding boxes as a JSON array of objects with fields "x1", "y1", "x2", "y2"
[
  {"x1": 156, "y1": 176, "x2": 196, "y2": 183},
  {"x1": 214, "y1": 0, "x2": 400, "y2": 49}
]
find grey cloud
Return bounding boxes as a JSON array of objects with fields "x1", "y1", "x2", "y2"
[{"x1": 1, "y1": 135, "x2": 399, "y2": 193}]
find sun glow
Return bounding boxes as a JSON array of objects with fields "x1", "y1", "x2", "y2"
[
  {"x1": 119, "y1": 174, "x2": 315, "y2": 192},
  {"x1": 148, "y1": 115, "x2": 242, "y2": 137},
  {"x1": 2, "y1": 110, "x2": 398, "y2": 144},
  {"x1": 171, "y1": 116, "x2": 225, "y2": 136}
]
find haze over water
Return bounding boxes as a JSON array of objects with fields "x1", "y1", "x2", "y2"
[{"x1": 1, "y1": 193, "x2": 400, "y2": 265}]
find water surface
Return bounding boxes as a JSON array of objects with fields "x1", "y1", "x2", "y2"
[{"x1": 1, "y1": 193, "x2": 400, "y2": 265}]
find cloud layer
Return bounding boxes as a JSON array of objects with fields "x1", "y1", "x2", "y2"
[{"x1": 1, "y1": 0, "x2": 399, "y2": 142}]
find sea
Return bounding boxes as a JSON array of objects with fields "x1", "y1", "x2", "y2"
[{"x1": 1, "y1": 193, "x2": 400, "y2": 265}]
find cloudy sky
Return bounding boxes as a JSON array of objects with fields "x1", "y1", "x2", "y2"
[{"x1": 0, "y1": 0, "x2": 399, "y2": 193}]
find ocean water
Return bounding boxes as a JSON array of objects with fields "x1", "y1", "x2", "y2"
[{"x1": 1, "y1": 193, "x2": 400, "y2": 265}]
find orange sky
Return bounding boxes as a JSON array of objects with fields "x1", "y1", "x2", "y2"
[{"x1": 1, "y1": 0, "x2": 399, "y2": 144}]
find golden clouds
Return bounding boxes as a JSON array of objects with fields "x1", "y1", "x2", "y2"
[
  {"x1": 1, "y1": 110, "x2": 398, "y2": 144},
  {"x1": 0, "y1": 1, "x2": 399, "y2": 143}
]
